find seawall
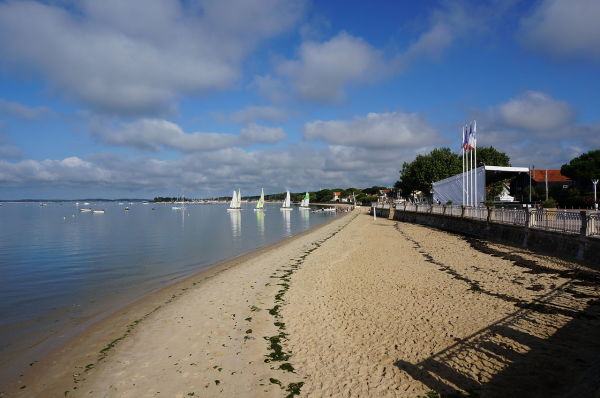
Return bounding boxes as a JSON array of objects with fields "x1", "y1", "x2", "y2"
[{"x1": 372, "y1": 207, "x2": 600, "y2": 267}]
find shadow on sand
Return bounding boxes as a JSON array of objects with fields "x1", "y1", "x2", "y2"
[{"x1": 394, "y1": 272, "x2": 600, "y2": 397}]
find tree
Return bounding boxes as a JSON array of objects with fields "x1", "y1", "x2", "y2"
[
  {"x1": 560, "y1": 150, "x2": 600, "y2": 182},
  {"x1": 475, "y1": 146, "x2": 510, "y2": 167},
  {"x1": 315, "y1": 189, "x2": 333, "y2": 202},
  {"x1": 362, "y1": 186, "x2": 388, "y2": 195},
  {"x1": 396, "y1": 148, "x2": 462, "y2": 197}
]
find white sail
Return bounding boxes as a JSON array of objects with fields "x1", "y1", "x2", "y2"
[
  {"x1": 255, "y1": 188, "x2": 265, "y2": 210},
  {"x1": 300, "y1": 192, "x2": 310, "y2": 208},
  {"x1": 229, "y1": 190, "x2": 237, "y2": 208},
  {"x1": 228, "y1": 189, "x2": 242, "y2": 210},
  {"x1": 281, "y1": 190, "x2": 292, "y2": 210}
]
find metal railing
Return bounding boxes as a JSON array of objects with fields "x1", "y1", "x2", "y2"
[
  {"x1": 530, "y1": 209, "x2": 582, "y2": 234},
  {"x1": 588, "y1": 214, "x2": 600, "y2": 237},
  {"x1": 464, "y1": 206, "x2": 488, "y2": 221},
  {"x1": 375, "y1": 202, "x2": 600, "y2": 238},
  {"x1": 489, "y1": 208, "x2": 527, "y2": 226}
]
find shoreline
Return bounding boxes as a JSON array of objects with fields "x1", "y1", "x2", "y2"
[
  {"x1": 6, "y1": 209, "x2": 599, "y2": 396},
  {"x1": 0, "y1": 211, "x2": 349, "y2": 396}
]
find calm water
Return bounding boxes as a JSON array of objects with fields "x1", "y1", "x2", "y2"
[{"x1": 0, "y1": 201, "x2": 336, "y2": 379}]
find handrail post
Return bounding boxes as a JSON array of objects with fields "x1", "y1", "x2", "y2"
[
  {"x1": 486, "y1": 206, "x2": 492, "y2": 223},
  {"x1": 442, "y1": 205, "x2": 447, "y2": 216},
  {"x1": 580, "y1": 211, "x2": 588, "y2": 236},
  {"x1": 461, "y1": 205, "x2": 465, "y2": 218}
]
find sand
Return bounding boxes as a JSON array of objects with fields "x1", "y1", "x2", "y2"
[{"x1": 4, "y1": 208, "x2": 600, "y2": 397}]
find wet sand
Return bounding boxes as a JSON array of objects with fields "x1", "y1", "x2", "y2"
[{"x1": 4, "y1": 209, "x2": 600, "y2": 397}]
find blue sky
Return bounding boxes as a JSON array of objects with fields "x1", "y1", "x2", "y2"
[{"x1": 0, "y1": 0, "x2": 599, "y2": 199}]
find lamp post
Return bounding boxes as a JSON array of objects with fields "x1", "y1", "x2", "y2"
[{"x1": 593, "y1": 179, "x2": 598, "y2": 210}]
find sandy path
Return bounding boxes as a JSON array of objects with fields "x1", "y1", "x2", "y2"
[{"x1": 283, "y1": 212, "x2": 600, "y2": 397}]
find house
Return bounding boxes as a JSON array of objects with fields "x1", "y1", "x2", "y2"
[
  {"x1": 378, "y1": 189, "x2": 390, "y2": 202},
  {"x1": 333, "y1": 191, "x2": 341, "y2": 202},
  {"x1": 529, "y1": 169, "x2": 573, "y2": 189}
]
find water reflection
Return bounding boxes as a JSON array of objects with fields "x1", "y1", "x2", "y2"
[
  {"x1": 282, "y1": 208, "x2": 291, "y2": 236},
  {"x1": 255, "y1": 210, "x2": 265, "y2": 238},
  {"x1": 229, "y1": 210, "x2": 241, "y2": 239},
  {"x1": 300, "y1": 207, "x2": 309, "y2": 230}
]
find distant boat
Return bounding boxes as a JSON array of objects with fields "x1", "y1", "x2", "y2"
[
  {"x1": 299, "y1": 192, "x2": 310, "y2": 209},
  {"x1": 83, "y1": 202, "x2": 90, "y2": 205},
  {"x1": 39, "y1": 203, "x2": 47, "y2": 206},
  {"x1": 92, "y1": 210, "x2": 105, "y2": 214},
  {"x1": 124, "y1": 207, "x2": 130, "y2": 211},
  {"x1": 254, "y1": 188, "x2": 265, "y2": 212},
  {"x1": 280, "y1": 191, "x2": 293, "y2": 211},
  {"x1": 227, "y1": 189, "x2": 242, "y2": 211},
  {"x1": 79, "y1": 208, "x2": 93, "y2": 212},
  {"x1": 118, "y1": 202, "x2": 124, "y2": 205}
]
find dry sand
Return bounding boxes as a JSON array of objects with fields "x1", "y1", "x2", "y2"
[{"x1": 5, "y1": 208, "x2": 600, "y2": 397}]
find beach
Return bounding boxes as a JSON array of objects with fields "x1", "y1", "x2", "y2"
[{"x1": 6, "y1": 208, "x2": 600, "y2": 397}]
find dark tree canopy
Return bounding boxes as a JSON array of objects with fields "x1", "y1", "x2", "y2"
[
  {"x1": 475, "y1": 146, "x2": 511, "y2": 167},
  {"x1": 561, "y1": 150, "x2": 600, "y2": 181},
  {"x1": 397, "y1": 148, "x2": 462, "y2": 197},
  {"x1": 396, "y1": 146, "x2": 510, "y2": 197}
]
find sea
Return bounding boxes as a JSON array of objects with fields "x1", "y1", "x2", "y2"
[{"x1": 0, "y1": 201, "x2": 337, "y2": 384}]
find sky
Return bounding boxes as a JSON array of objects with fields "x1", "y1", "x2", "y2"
[{"x1": 0, "y1": 0, "x2": 599, "y2": 199}]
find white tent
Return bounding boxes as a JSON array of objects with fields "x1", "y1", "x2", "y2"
[{"x1": 432, "y1": 166, "x2": 529, "y2": 206}]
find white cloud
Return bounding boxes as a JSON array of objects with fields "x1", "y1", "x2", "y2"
[
  {"x1": 228, "y1": 106, "x2": 290, "y2": 124},
  {"x1": 492, "y1": 91, "x2": 575, "y2": 133},
  {"x1": 304, "y1": 112, "x2": 441, "y2": 148},
  {"x1": 0, "y1": 0, "x2": 305, "y2": 115},
  {"x1": 520, "y1": 0, "x2": 600, "y2": 61},
  {"x1": 240, "y1": 124, "x2": 286, "y2": 144},
  {"x1": 277, "y1": 32, "x2": 385, "y2": 103},
  {"x1": 0, "y1": 142, "x2": 413, "y2": 196},
  {"x1": 474, "y1": 91, "x2": 598, "y2": 168},
  {"x1": 95, "y1": 119, "x2": 286, "y2": 152},
  {"x1": 0, "y1": 98, "x2": 50, "y2": 119}
]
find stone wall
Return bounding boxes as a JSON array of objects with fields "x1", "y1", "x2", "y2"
[{"x1": 371, "y1": 207, "x2": 600, "y2": 267}]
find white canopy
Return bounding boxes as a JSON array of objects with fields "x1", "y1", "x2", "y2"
[{"x1": 432, "y1": 166, "x2": 529, "y2": 206}]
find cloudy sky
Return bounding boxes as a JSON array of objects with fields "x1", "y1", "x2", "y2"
[{"x1": 0, "y1": 0, "x2": 598, "y2": 199}]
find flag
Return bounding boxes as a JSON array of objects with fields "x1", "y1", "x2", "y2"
[
  {"x1": 467, "y1": 125, "x2": 473, "y2": 150},
  {"x1": 471, "y1": 120, "x2": 477, "y2": 149},
  {"x1": 462, "y1": 125, "x2": 469, "y2": 151}
]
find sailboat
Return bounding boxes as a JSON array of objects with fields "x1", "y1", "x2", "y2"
[
  {"x1": 280, "y1": 190, "x2": 293, "y2": 211},
  {"x1": 299, "y1": 192, "x2": 310, "y2": 209},
  {"x1": 227, "y1": 189, "x2": 242, "y2": 211},
  {"x1": 254, "y1": 188, "x2": 265, "y2": 212}
]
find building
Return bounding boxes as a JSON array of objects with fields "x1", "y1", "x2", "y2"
[
  {"x1": 529, "y1": 169, "x2": 573, "y2": 190},
  {"x1": 333, "y1": 191, "x2": 341, "y2": 202}
]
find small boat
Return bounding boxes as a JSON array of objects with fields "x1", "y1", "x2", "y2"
[
  {"x1": 227, "y1": 189, "x2": 242, "y2": 211},
  {"x1": 280, "y1": 191, "x2": 293, "y2": 211},
  {"x1": 323, "y1": 207, "x2": 336, "y2": 212},
  {"x1": 299, "y1": 192, "x2": 310, "y2": 209},
  {"x1": 83, "y1": 202, "x2": 90, "y2": 205},
  {"x1": 92, "y1": 210, "x2": 105, "y2": 214},
  {"x1": 39, "y1": 202, "x2": 47, "y2": 206},
  {"x1": 254, "y1": 188, "x2": 265, "y2": 212},
  {"x1": 118, "y1": 202, "x2": 124, "y2": 205},
  {"x1": 79, "y1": 208, "x2": 93, "y2": 212},
  {"x1": 124, "y1": 207, "x2": 130, "y2": 211}
]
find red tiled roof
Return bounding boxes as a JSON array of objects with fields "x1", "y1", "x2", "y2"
[{"x1": 530, "y1": 169, "x2": 571, "y2": 183}]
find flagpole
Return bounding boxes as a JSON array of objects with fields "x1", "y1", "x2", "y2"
[
  {"x1": 473, "y1": 120, "x2": 477, "y2": 207},
  {"x1": 462, "y1": 127, "x2": 465, "y2": 206},
  {"x1": 465, "y1": 126, "x2": 469, "y2": 206},
  {"x1": 470, "y1": 138, "x2": 473, "y2": 207}
]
